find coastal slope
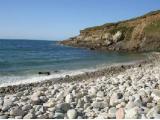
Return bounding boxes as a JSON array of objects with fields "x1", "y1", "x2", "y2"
[{"x1": 60, "y1": 10, "x2": 160, "y2": 52}]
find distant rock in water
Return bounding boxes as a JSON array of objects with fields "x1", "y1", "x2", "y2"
[
  {"x1": 90, "y1": 47, "x2": 96, "y2": 50},
  {"x1": 53, "y1": 70, "x2": 59, "y2": 73},
  {"x1": 60, "y1": 10, "x2": 160, "y2": 52},
  {"x1": 38, "y1": 72, "x2": 50, "y2": 75}
]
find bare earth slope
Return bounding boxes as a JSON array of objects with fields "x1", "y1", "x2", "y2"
[{"x1": 60, "y1": 10, "x2": 160, "y2": 52}]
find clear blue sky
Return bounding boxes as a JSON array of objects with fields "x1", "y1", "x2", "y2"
[{"x1": 0, "y1": 0, "x2": 159, "y2": 40}]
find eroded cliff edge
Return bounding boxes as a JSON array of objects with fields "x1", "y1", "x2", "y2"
[{"x1": 60, "y1": 10, "x2": 160, "y2": 52}]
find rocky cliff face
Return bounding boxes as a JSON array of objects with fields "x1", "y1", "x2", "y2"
[{"x1": 60, "y1": 10, "x2": 160, "y2": 52}]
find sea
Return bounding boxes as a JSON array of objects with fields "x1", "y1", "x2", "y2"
[{"x1": 0, "y1": 39, "x2": 146, "y2": 87}]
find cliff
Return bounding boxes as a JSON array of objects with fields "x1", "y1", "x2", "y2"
[{"x1": 60, "y1": 10, "x2": 160, "y2": 52}]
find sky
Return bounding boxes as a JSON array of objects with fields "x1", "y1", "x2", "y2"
[{"x1": 0, "y1": 0, "x2": 159, "y2": 41}]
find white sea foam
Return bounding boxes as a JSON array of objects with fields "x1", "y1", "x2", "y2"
[
  {"x1": 0, "y1": 68, "x2": 96, "y2": 88},
  {"x1": 0, "y1": 59, "x2": 144, "y2": 88}
]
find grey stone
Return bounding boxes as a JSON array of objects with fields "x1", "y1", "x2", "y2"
[
  {"x1": 16, "y1": 92, "x2": 23, "y2": 97},
  {"x1": 39, "y1": 96, "x2": 47, "y2": 102},
  {"x1": 51, "y1": 89, "x2": 57, "y2": 95},
  {"x1": 56, "y1": 91, "x2": 64, "y2": 100},
  {"x1": 15, "y1": 116, "x2": 23, "y2": 119},
  {"x1": 77, "y1": 116, "x2": 83, "y2": 119},
  {"x1": 21, "y1": 96, "x2": 28, "y2": 101},
  {"x1": 67, "y1": 109, "x2": 77, "y2": 119},
  {"x1": 22, "y1": 104, "x2": 32, "y2": 111},
  {"x1": 125, "y1": 107, "x2": 140, "y2": 119},
  {"x1": 84, "y1": 103, "x2": 90, "y2": 109},
  {"x1": 37, "y1": 114, "x2": 48, "y2": 119},
  {"x1": 48, "y1": 107, "x2": 56, "y2": 112},
  {"x1": 31, "y1": 95, "x2": 41, "y2": 105},
  {"x1": 110, "y1": 93, "x2": 123, "y2": 106},
  {"x1": 10, "y1": 107, "x2": 25, "y2": 116},
  {"x1": 97, "y1": 112, "x2": 109, "y2": 119},
  {"x1": 43, "y1": 98, "x2": 55, "y2": 108},
  {"x1": 151, "y1": 89, "x2": 160, "y2": 101},
  {"x1": 146, "y1": 106, "x2": 160, "y2": 118},
  {"x1": 23, "y1": 90, "x2": 30, "y2": 96},
  {"x1": 54, "y1": 112, "x2": 64, "y2": 119},
  {"x1": 141, "y1": 114, "x2": 147, "y2": 119},
  {"x1": 96, "y1": 91, "x2": 105, "y2": 97},
  {"x1": 35, "y1": 111, "x2": 42, "y2": 116},
  {"x1": 83, "y1": 96, "x2": 90, "y2": 103},
  {"x1": 108, "y1": 107, "x2": 116, "y2": 118},
  {"x1": 39, "y1": 106, "x2": 45, "y2": 113},
  {"x1": 129, "y1": 96, "x2": 135, "y2": 101},
  {"x1": 23, "y1": 112, "x2": 35, "y2": 119},
  {"x1": 65, "y1": 94, "x2": 73, "y2": 103},
  {"x1": 48, "y1": 112, "x2": 54, "y2": 119},
  {"x1": 125, "y1": 101, "x2": 136, "y2": 109},
  {"x1": 60, "y1": 103, "x2": 70, "y2": 112},
  {"x1": 134, "y1": 96, "x2": 142, "y2": 107},
  {"x1": 0, "y1": 115, "x2": 8, "y2": 119},
  {"x1": 72, "y1": 90, "x2": 77, "y2": 96},
  {"x1": 0, "y1": 98, "x2": 3, "y2": 105},
  {"x1": 2, "y1": 105, "x2": 10, "y2": 112},
  {"x1": 154, "y1": 114, "x2": 160, "y2": 119},
  {"x1": 92, "y1": 102, "x2": 108, "y2": 109},
  {"x1": 88, "y1": 87, "x2": 97, "y2": 96},
  {"x1": 76, "y1": 99, "x2": 84, "y2": 108},
  {"x1": 34, "y1": 105, "x2": 42, "y2": 111},
  {"x1": 2, "y1": 96, "x2": 15, "y2": 111},
  {"x1": 96, "y1": 97, "x2": 104, "y2": 102}
]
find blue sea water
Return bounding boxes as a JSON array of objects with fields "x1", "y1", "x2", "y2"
[{"x1": 0, "y1": 39, "x2": 146, "y2": 86}]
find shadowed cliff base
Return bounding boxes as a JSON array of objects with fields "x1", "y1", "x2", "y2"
[{"x1": 60, "y1": 10, "x2": 160, "y2": 52}]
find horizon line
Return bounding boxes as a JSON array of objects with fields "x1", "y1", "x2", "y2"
[{"x1": 0, "y1": 38, "x2": 61, "y2": 41}]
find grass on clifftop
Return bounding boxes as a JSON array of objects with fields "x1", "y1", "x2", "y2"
[
  {"x1": 144, "y1": 20, "x2": 160, "y2": 36},
  {"x1": 82, "y1": 10, "x2": 160, "y2": 32}
]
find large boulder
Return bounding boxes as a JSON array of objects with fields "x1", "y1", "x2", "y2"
[
  {"x1": 112, "y1": 31, "x2": 122, "y2": 42},
  {"x1": 104, "y1": 40, "x2": 112, "y2": 46}
]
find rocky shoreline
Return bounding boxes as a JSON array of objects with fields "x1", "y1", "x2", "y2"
[
  {"x1": 0, "y1": 59, "x2": 147, "y2": 95},
  {"x1": 60, "y1": 10, "x2": 160, "y2": 52},
  {"x1": 0, "y1": 52, "x2": 160, "y2": 119}
]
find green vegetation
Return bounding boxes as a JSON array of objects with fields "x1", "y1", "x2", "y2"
[
  {"x1": 83, "y1": 22, "x2": 117, "y2": 31},
  {"x1": 124, "y1": 27, "x2": 134, "y2": 41},
  {"x1": 109, "y1": 26, "x2": 129, "y2": 34},
  {"x1": 121, "y1": 10, "x2": 160, "y2": 23},
  {"x1": 82, "y1": 10, "x2": 160, "y2": 32},
  {"x1": 144, "y1": 20, "x2": 160, "y2": 34},
  {"x1": 109, "y1": 26, "x2": 134, "y2": 41},
  {"x1": 142, "y1": 10, "x2": 160, "y2": 17}
]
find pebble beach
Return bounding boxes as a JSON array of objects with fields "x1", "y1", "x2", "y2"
[{"x1": 0, "y1": 52, "x2": 160, "y2": 119}]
